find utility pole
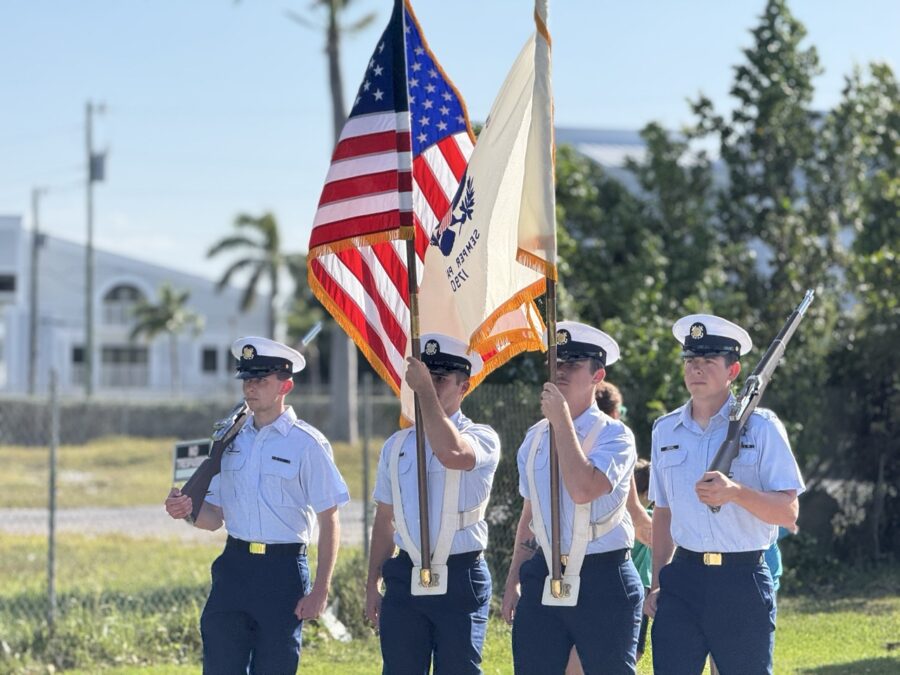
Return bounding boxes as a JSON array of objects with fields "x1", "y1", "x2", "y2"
[
  {"x1": 28, "y1": 187, "x2": 47, "y2": 395},
  {"x1": 84, "y1": 100, "x2": 105, "y2": 396}
]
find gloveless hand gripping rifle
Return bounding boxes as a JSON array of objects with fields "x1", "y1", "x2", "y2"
[
  {"x1": 180, "y1": 400, "x2": 249, "y2": 523},
  {"x1": 706, "y1": 290, "x2": 815, "y2": 513}
]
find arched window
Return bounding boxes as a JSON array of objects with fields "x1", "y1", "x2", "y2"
[{"x1": 103, "y1": 284, "x2": 144, "y2": 325}]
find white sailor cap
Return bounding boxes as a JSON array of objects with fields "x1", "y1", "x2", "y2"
[
  {"x1": 672, "y1": 314, "x2": 753, "y2": 357},
  {"x1": 231, "y1": 336, "x2": 306, "y2": 379},
  {"x1": 546, "y1": 321, "x2": 620, "y2": 367},
  {"x1": 419, "y1": 333, "x2": 483, "y2": 378}
]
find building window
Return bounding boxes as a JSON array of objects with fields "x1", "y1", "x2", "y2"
[
  {"x1": 202, "y1": 347, "x2": 217, "y2": 373},
  {"x1": 70, "y1": 346, "x2": 86, "y2": 386},
  {"x1": 0, "y1": 274, "x2": 15, "y2": 292},
  {"x1": 226, "y1": 348, "x2": 237, "y2": 374},
  {"x1": 100, "y1": 345, "x2": 149, "y2": 387},
  {"x1": 103, "y1": 284, "x2": 144, "y2": 325}
]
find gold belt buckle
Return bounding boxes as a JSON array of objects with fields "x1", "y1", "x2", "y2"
[
  {"x1": 249, "y1": 542, "x2": 266, "y2": 555},
  {"x1": 703, "y1": 552, "x2": 723, "y2": 566}
]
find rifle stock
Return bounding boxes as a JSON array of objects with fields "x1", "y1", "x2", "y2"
[
  {"x1": 706, "y1": 290, "x2": 814, "y2": 513},
  {"x1": 181, "y1": 400, "x2": 249, "y2": 523}
]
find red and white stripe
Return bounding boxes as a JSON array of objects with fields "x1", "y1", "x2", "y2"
[{"x1": 309, "y1": 110, "x2": 473, "y2": 392}]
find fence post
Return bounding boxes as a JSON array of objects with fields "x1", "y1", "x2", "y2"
[
  {"x1": 362, "y1": 374, "x2": 372, "y2": 559},
  {"x1": 47, "y1": 369, "x2": 59, "y2": 630}
]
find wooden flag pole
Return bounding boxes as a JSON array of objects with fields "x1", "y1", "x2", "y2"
[
  {"x1": 546, "y1": 279, "x2": 563, "y2": 596},
  {"x1": 405, "y1": 239, "x2": 432, "y2": 587},
  {"x1": 535, "y1": 0, "x2": 563, "y2": 599}
]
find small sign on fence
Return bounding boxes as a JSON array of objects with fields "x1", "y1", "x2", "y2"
[{"x1": 172, "y1": 439, "x2": 212, "y2": 482}]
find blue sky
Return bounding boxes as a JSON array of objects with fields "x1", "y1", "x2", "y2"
[{"x1": 1, "y1": 0, "x2": 897, "y2": 281}]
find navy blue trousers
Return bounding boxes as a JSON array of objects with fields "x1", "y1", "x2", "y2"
[
  {"x1": 651, "y1": 553, "x2": 776, "y2": 675},
  {"x1": 512, "y1": 550, "x2": 644, "y2": 675},
  {"x1": 379, "y1": 550, "x2": 491, "y2": 675},
  {"x1": 200, "y1": 544, "x2": 310, "y2": 675}
]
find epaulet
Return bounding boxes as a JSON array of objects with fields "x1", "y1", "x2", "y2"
[
  {"x1": 749, "y1": 407, "x2": 779, "y2": 423},
  {"x1": 292, "y1": 418, "x2": 329, "y2": 446},
  {"x1": 651, "y1": 408, "x2": 680, "y2": 431}
]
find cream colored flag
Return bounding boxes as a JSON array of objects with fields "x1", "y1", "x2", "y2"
[{"x1": 400, "y1": 0, "x2": 557, "y2": 421}]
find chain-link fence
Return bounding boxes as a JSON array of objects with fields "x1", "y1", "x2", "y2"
[{"x1": 0, "y1": 377, "x2": 542, "y2": 671}]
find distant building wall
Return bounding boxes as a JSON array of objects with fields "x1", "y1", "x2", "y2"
[{"x1": 0, "y1": 215, "x2": 268, "y2": 398}]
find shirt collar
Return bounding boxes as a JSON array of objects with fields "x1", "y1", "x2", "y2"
[
  {"x1": 572, "y1": 402, "x2": 602, "y2": 438},
  {"x1": 678, "y1": 394, "x2": 734, "y2": 432},
  {"x1": 244, "y1": 406, "x2": 297, "y2": 437}
]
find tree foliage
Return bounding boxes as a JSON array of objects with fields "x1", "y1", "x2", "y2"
[
  {"x1": 490, "y1": 0, "x2": 898, "y2": 560},
  {"x1": 207, "y1": 211, "x2": 286, "y2": 339},
  {"x1": 129, "y1": 283, "x2": 203, "y2": 393}
]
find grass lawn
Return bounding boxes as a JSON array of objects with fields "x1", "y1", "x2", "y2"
[
  {"x1": 2, "y1": 535, "x2": 898, "y2": 674},
  {"x1": 0, "y1": 435, "x2": 382, "y2": 509}
]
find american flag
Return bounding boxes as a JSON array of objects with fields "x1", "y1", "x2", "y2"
[{"x1": 307, "y1": 0, "x2": 474, "y2": 394}]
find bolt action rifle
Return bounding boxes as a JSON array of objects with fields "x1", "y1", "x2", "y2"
[
  {"x1": 180, "y1": 400, "x2": 249, "y2": 523},
  {"x1": 707, "y1": 290, "x2": 815, "y2": 513}
]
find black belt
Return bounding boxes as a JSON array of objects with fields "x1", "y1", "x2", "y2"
[
  {"x1": 674, "y1": 547, "x2": 764, "y2": 567},
  {"x1": 397, "y1": 549, "x2": 483, "y2": 565},
  {"x1": 226, "y1": 535, "x2": 307, "y2": 557}
]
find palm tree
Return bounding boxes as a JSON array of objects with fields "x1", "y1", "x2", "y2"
[
  {"x1": 208, "y1": 212, "x2": 284, "y2": 338},
  {"x1": 283, "y1": 0, "x2": 376, "y2": 443},
  {"x1": 285, "y1": 0, "x2": 377, "y2": 141},
  {"x1": 130, "y1": 283, "x2": 203, "y2": 393}
]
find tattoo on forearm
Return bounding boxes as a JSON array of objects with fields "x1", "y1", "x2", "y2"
[{"x1": 521, "y1": 537, "x2": 538, "y2": 553}]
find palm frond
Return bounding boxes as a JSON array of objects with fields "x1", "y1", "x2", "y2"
[
  {"x1": 207, "y1": 235, "x2": 258, "y2": 258},
  {"x1": 215, "y1": 257, "x2": 258, "y2": 291},
  {"x1": 240, "y1": 264, "x2": 266, "y2": 312}
]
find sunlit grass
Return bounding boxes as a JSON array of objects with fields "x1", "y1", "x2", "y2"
[{"x1": 0, "y1": 434, "x2": 383, "y2": 509}]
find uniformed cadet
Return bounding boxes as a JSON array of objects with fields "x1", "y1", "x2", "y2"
[
  {"x1": 365, "y1": 333, "x2": 500, "y2": 675},
  {"x1": 503, "y1": 321, "x2": 643, "y2": 675},
  {"x1": 165, "y1": 336, "x2": 349, "y2": 674},
  {"x1": 646, "y1": 315, "x2": 805, "y2": 675}
]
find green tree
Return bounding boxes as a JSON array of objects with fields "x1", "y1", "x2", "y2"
[
  {"x1": 208, "y1": 212, "x2": 285, "y2": 339},
  {"x1": 821, "y1": 63, "x2": 900, "y2": 558},
  {"x1": 129, "y1": 283, "x2": 203, "y2": 393},
  {"x1": 688, "y1": 0, "x2": 839, "y2": 464},
  {"x1": 286, "y1": 252, "x2": 326, "y2": 391}
]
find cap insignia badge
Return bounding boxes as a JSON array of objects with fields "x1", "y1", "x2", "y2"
[
  {"x1": 424, "y1": 340, "x2": 439, "y2": 356},
  {"x1": 690, "y1": 323, "x2": 706, "y2": 340},
  {"x1": 242, "y1": 345, "x2": 256, "y2": 360},
  {"x1": 556, "y1": 329, "x2": 570, "y2": 345}
]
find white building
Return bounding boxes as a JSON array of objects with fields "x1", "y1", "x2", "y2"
[{"x1": 0, "y1": 215, "x2": 267, "y2": 398}]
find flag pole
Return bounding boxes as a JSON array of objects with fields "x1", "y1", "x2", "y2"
[
  {"x1": 398, "y1": 0, "x2": 432, "y2": 588},
  {"x1": 546, "y1": 279, "x2": 563, "y2": 596},
  {"x1": 534, "y1": 0, "x2": 563, "y2": 598},
  {"x1": 405, "y1": 241, "x2": 433, "y2": 587}
]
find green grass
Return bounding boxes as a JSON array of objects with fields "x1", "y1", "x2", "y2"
[
  {"x1": 0, "y1": 434, "x2": 383, "y2": 509},
  {"x1": 2, "y1": 536, "x2": 898, "y2": 674}
]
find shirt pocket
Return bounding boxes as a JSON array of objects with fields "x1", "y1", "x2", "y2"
[
  {"x1": 221, "y1": 449, "x2": 247, "y2": 472},
  {"x1": 398, "y1": 450, "x2": 414, "y2": 475},
  {"x1": 657, "y1": 448, "x2": 688, "y2": 501},
  {"x1": 261, "y1": 455, "x2": 300, "y2": 506},
  {"x1": 730, "y1": 449, "x2": 761, "y2": 489}
]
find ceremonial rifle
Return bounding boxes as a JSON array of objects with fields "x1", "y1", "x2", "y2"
[
  {"x1": 180, "y1": 400, "x2": 249, "y2": 523},
  {"x1": 707, "y1": 290, "x2": 815, "y2": 512}
]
